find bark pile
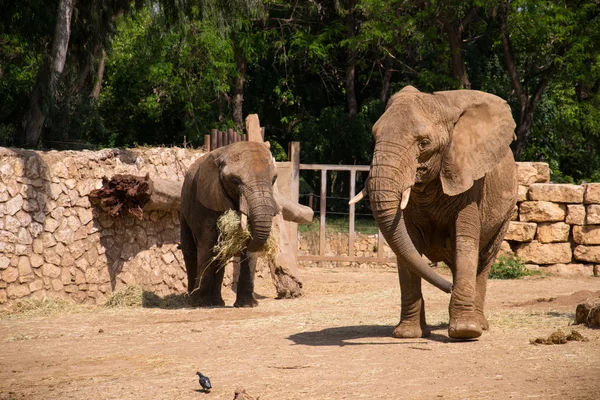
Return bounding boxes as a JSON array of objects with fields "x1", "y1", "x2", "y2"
[
  {"x1": 574, "y1": 297, "x2": 600, "y2": 328},
  {"x1": 89, "y1": 174, "x2": 181, "y2": 219}
]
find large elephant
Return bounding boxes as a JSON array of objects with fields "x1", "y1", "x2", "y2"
[
  {"x1": 352, "y1": 86, "x2": 517, "y2": 339},
  {"x1": 180, "y1": 141, "x2": 280, "y2": 308}
]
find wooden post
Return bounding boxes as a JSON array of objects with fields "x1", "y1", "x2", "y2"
[
  {"x1": 245, "y1": 115, "x2": 263, "y2": 143},
  {"x1": 319, "y1": 169, "x2": 327, "y2": 257},
  {"x1": 227, "y1": 128, "x2": 235, "y2": 146},
  {"x1": 308, "y1": 193, "x2": 313, "y2": 210},
  {"x1": 204, "y1": 134, "x2": 211, "y2": 152},
  {"x1": 210, "y1": 129, "x2": 218, "y2": 152},
  {"x1": 242, "y1": 134, "x2": 248, "y2": 142},
  {"x1": 349, "y1": 169, "x2": 356, "y2": 259},
  {"x1": 260, "y1": 127, "x2": 265, "y2": 141},
  {"x1": 220, "y1": 130, "x2": 227, "y2": 148},
  {"x1": 289, "y1": 141, "x2": 300, "y2": 254}
]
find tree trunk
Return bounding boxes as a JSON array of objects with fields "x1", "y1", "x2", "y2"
[
  {"x1": 268, "y1": 211, "x2": 303, "y2": 298},
  {"x1": 345, "y1": 51, "x2": 358, "y2": 118},
  {"x1": 232, "y1": 37, "x2": 247, "y2": 130},
  {"x1": 380, "y1": 57, "x2": 393, "y2": 105},
  {"x1": 443, "y1": 21, "x2": 470, "y2": 89},
  {"x1": 22, "y1": 0, "x2": 74, "y2": 147},
  {"x1": 91, "y1": 48, "x2": 106, "y2": 100},
  {"x1": 344, "y1": 1, "x2": 359, "y2": 118}
]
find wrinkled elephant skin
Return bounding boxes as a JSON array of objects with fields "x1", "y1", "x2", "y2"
[
  {"x1": 365, "y1": 86, "x2": 517, "y2": 340},
  {"x1": 180, "y1": 141, "x2": 279, "y2": 308}
]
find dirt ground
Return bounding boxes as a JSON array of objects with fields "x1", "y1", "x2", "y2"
[{"x1": 1, "y1": 267, "x2": 599, "y2": 400}]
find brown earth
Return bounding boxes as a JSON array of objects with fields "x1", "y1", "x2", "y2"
[{"x1": 1, "y1": 267, "x2": 599, "y2": 400}]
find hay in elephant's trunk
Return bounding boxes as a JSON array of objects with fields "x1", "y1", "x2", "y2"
[{"x1": 213, "y1": 210, "x2": 278, "y2": 263}]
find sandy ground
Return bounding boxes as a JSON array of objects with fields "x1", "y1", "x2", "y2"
[{"x1": 1, "y1": 267, "x2": 599, "y2": 400}]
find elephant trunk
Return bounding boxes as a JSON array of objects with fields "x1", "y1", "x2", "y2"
[
  {"x1": 368, "y1": 145, "x2": 453, "y2": 293},
  {"x1": 243, "y1": 183, "x2": 276, "y2": 252}
]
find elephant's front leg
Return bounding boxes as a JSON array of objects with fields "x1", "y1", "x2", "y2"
[
  {"x1": 394, "y1": 265, "x2": 430, "y2": 338},
  {"x1": 190, "y1": 230, "x2": 225, "y2": 307},
  {"x1": 234, "y1": 249, "x2": 258, "y2": 308},
  {"x1": 449, "y1": 201, "x2": 482, "y2": 339}
]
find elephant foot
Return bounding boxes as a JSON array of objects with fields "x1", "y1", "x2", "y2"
[
  {"x1": 234, "y1": 296, "x2": 258, "y2": 308},
  {"x1": 477, "y1": 312, "x2": 489, "y2": 331},
  {"x1": 448, "y1": 317, "x2": 482, "y2": 340},
  {"x1": 393, "y1": 321, "x2": 431, "y2": 339},
  {"x1": 190, "y1": 292, "x2": 225, "y2": 308}
]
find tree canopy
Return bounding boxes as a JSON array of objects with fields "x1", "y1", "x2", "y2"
[{"x1": 1, "y1": 0, "x2": 600, "y2": 182}]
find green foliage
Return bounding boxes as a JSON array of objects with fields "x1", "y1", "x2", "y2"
[
  {"x1": 489, "y1": 255, "x2": 532, "y2": 280},
  {"x1": 95, "y1": 9, "x2": 236, "y2": 147},
  {"x1": 1, "y1": 0, "x2": 600, "y2": 185}
]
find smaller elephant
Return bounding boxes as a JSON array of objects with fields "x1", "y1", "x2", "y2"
[{"x1": 180, "y1": 141, "x2": 281, "y2": 307}]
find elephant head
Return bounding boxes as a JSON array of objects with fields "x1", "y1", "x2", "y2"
[
  {"x1": 195, "y1": 141, "x2": 279, "y2": 252},
  {"x1": 360, "y1": 86, "x2": 515, "y2": 293}
]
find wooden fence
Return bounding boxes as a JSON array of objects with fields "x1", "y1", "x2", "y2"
[{"x1": 204, "y1": 128, "x2": 264, "y2": 151}]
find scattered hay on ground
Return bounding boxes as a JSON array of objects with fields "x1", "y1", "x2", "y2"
[
  {"x1": 105, "y1": 287, "x2": 191, "y2": 309},
  {"x1": 213, "y1": 210, "x2": 279, "y2": 263},
  {"x1": 530, "y1": 329, "x2": 588, "y2": 345},
  {"x1": 105, "y1": 286, "x2": 144, "y2": 308},
  {"x1": 0, "y1": 297, "x2": 85, "y2": 318}
]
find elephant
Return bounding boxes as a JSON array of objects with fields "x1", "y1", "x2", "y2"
[
  {"x1": 351, "y1": 86, "x2": 517, "y2": 340},
  {"x1": 180, "y1": 141, "x2": 280, "y2": 308}
]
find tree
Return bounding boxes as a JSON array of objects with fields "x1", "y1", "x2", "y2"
[
  {"x1": 497, "y1": 0, "x2": 600, "y2": 160},
  {"x1": 21, "y1": 0, "x2": 74, "y2": 147}
]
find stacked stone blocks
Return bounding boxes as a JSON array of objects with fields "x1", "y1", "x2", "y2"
[
  {"x1": 0, "y1": 147, "x2": 205, "y2": 305},
  {"x1": 505, "y1": 162, "x2": 600, "y2": 275}
]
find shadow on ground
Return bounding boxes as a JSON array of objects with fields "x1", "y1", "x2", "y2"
[
  {"x1": 142, "y1": 291, "x2": 192, "y2": 309},
  {"x1": 287, "y1": 323, "x2": 453, "y2": 346}
]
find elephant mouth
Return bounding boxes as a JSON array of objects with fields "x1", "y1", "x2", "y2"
[{"x1": 415, "y1": 166, "x2": 427, "y2": 182}]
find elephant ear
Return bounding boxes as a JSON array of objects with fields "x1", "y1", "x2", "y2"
[
  {"x1": 438, "y1": 90, "x2": 516, "y2": 196},
  {"x1": 195, "y1": 150, "x2": 234, "y2": 212}
]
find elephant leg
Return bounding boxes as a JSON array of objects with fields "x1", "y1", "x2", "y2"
[
  {"x1": 190, "y1": 229, "x2": 220, "y2": 307},
  {"x1": 210, "y1": 261, "x2": 226, "y2": 307},
  {"x1": 234, "y1": 249, "x2": 258, "y2": 308},
  {"x1": 180, "y1": 218, "x2": 197, "y2": 294},
  {"x1": 394, "y1": 265, "x2": 430, "y2": 338},
  {"x1": 448, "y1": 201, "x2": 482, "y2": 340},
  {"x1": 475, "y1": 263, "x2": 491, "y2": 331},
  {"x1": 475, "y1": 218, "x2": 512, "y2": 331}
]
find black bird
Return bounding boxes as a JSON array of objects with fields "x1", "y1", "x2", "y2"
[{"x1": 196, "y1": 372, "x2": 212, "y2": 392}]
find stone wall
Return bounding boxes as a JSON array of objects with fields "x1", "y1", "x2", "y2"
[
  {"x1": 298, "y1": 231, "x2": 396, "y2": 269},
  {"x1": 1, "y1": 150, "x2": 597, "y2": 306},
  {"x1": 0, "y1": 147, "x2": 205, "y2": 305},
  {"x1": 505, "y1": 162, "x2": 600, "y2": 276}
]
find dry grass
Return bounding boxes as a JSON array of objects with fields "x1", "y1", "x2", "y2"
[
  {"x1": 105, "y1": 286, "x2": 144, "y2": 308},
  {"x1": 0, "y1": 297, "x2": 87, "y2": 318},
  {"x1": 105, "y1": 286, "x2": 192, "y2": 309},
  {"x1": 213, "y1": 210, "x2": 279, "y2": 263}
]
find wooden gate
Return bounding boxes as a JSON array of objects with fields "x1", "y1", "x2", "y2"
[{"x1": 290, "y1": 144, "x2": 394, "y2": 264}]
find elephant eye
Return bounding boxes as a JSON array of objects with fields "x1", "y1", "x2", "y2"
[
  {"x1": 418, "y1": 139, "x2": 431, "y2": 151},
  {"x1": 231, "y1": 177, "x2": 241, "y2": 186}
]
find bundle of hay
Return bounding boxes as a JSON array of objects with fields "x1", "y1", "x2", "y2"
[{"x1": 213, "y1": 210, "x2": 278, "y2": 262}]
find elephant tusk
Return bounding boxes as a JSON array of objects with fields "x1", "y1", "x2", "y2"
[
  {"x1": 348, "y1": 187, "x2": 367, "y2": 205},
  {"x1": 400, "y1": 187, "x2": 411, "y2": 210},
  {"x1": 241, "y1": 213, "x2": 248, "y2": 231}
]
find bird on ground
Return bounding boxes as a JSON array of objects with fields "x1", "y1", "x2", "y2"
[{"x1": 196, "y1": 371, "x2": 212, "y2": 392}]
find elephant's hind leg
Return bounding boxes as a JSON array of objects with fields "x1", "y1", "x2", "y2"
[
  {"x1": 394, "y1": 265, "x2": 430, "y2": 338},
  {"x1": 180, "y1": 218, "x2": 197, "y2": 294}
]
